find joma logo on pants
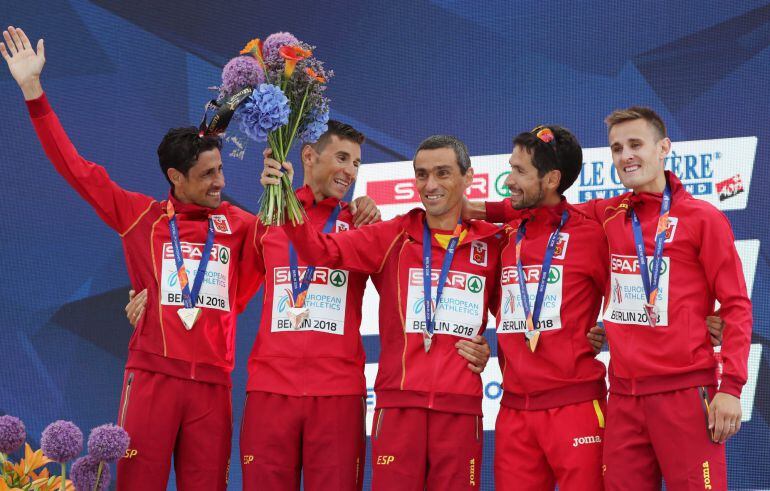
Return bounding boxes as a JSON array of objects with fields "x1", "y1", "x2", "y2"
[
  {"x1": 572, "y1": 435, "x2": 602, "y2": 447},
  {"x1": 702, "y1": 461, "x2": 712, "y2": 489}
]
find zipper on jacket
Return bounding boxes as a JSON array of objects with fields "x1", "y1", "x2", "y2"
[
  {"x1": 374, "y1": 408, "x2": 385, "y2": 440},
  {"x1": 119, "y1": 372, "x2": 134, "y2": 427}
]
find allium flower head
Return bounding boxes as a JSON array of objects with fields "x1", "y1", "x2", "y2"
[
  {"x1": 263, "y1": 32, "x2": 299, "y2": 61},
  {"x1": 0, "y1": 415, "x2": 26, "y2": 454},
  {"x1": 41, "y1": 420, "x2": 83, "y2": 463},
  {"x1": 87, "y1": 424, "x2": 130, "y2": 462},
  {"x1": 71, "y1": 454, "x2": 111, "y2": 491},
  {"x1": 221, "y1": 56, "x2": 265, "y2": 97},
  {"x1": 298, "y1": 107, "x2": 330, "y2": 144},
  {"x1": 235, "y1": 83, "x2": 290, "y2": 142}
]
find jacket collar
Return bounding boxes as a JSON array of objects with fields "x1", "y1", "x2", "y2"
[
  {"x1": 402, "y1": 208, "x2": 500, "y2": 245},
  {"x1": 296, "y1": 184, "x2": 342, "y2": 210},
  {"x1": 165, "y1": 190, "x2": 224, "y2": 220},
  {"x1": 628, "y1": 171, "x2": 685, "y2": 211}
]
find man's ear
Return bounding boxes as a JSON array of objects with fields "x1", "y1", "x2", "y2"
[
  {"x1": 301, "y1": 144, "x2": 316, "y2": 170},
  {"x1": 167, "y1": 168, "x2": 184, "y2": 186},
  {"x1": 464, "y1": 166, "x2": 474, "y2": 187},
  {"x1": 546, "y1": 169, "x2": 562, "y2": 193}
]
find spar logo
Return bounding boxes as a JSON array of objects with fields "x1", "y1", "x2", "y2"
[
  {"x1": 366, "y1": 175, "x2": 489, "y2": 205},
  {"x1": 163, "y1": 243, "x2": 230, "y2": 264},
  {"x1": 274, "y1": 267, "x2": 334, "y2": 285},
  {"x1": 500, "y1": 266, "x2": 561, "y2": 286},
  {"x1": 408, "y1": 268, "x2": 482, "y2": 292},
  {"x1": 610, "y1": 255, "x2": 668, "y2": 275}
]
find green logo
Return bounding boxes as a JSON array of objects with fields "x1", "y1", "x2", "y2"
[
  {"x1": 467, "y1": 276, "x2": 483, "y2": 293},
  {"x1": 330, "y1": 270, "x2": 347, "y2": 287},
  {"x1": 219, "y1": 247, "x2": 230, "y2": 264},
  {"x1": 495, "y1": 172, "x2": 511, "y2": 197},
  {"x1": 547, "y1": 268, "x2": 560, "y2": 284},
  {"x1": 649, "y1": 260, "x2": 667, "y2": 275}
]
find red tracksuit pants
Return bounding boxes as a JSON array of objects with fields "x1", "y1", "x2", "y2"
[
  {"x1": 116, "y1": 369, "x2": 232, "y2": 491},
  {"x1": 495, "y1": 399, "x2": 606, "y2": 491},
  {"x1": 239, "y1": 391, "x2": 366, "y2": 491},
  {"x1": 603, "y1": 386, "x2": 727, "y2": 491},
  {"x1": 370, "y1": 407, "x2": 484, "y2": 491}
]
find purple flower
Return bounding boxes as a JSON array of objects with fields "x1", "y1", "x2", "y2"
[
  {"x1": 41, "y1": 420, "x2": 83, "y2": 463},
  {"x1": 298, "y1": 107, "x2": 330, "y2": 143},
  {"x1": 0, "y1": 415, "x2": 26, "y2": 454},
  {"x1": 87, "y1": 424, "x2": 129, "y2": 462},
  {"x1": 221, "y1": 56, "x2": 265, "y2": 97},
  {"x1": 263, "y1": 32, "x2": 299, "y2": 61},
  {"x1": 235, "y1": 83, "x2": 290, "y2": 142},
  {"x1": 71, "y1": 455, "x2": 111, "y2": 491}
]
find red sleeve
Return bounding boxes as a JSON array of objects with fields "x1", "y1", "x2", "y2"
[
  {"x1": 591, "y1": 230, "x2": 610, "y2": 298},
  {"x1": 698, "y1": 211, "x2": 752, "y2": 398},
  {"x1": 485, "y1": 199, "x2": 518, "y2": 223},
  {"x1": 573, "y1": 200, "x2": 604, "y2": 224},
  {"x1": 283, "y1": 216, "x2": 405, "y2": 274},
  {"x1": 26, "y1": 93, "x2": 154, "y2": 234},
  {"x1": 233, "y1": 218, "x2": 267, "y2": 314}
]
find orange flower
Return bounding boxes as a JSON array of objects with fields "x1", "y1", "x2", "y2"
[
  {"x1": 279, "y1": 45, "x2": 312, "y2": 77},
  {"x1": 304, "y1": 67, "x2": 326, "y2": 83},
  {"x1": 240, "y1": 38, "x2": 264, "y2": 63}
]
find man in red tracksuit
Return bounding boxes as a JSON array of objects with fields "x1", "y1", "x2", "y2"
[
  {"x1": 237, "y1": 123, "x2": 373, "y2": 491},
  {"x1": 492, "y1": 125, "x2": 609, "y2": 491},
  {"x1": 484, "y1": 108, "x2": 752, "y2": 490},
  {"x1": 2, "y1": 26, "x2": 262, "y2": 490},
  {"x1": 275, "y1": 135, "x2": 499, "y2": 491}
]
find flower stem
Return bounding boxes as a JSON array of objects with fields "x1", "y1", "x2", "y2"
[
  {"x1": 284, "y1": 85, "x2": 311, "y2": 154},
  {"x1": 93, "y1": 461, "x2": 104, "y2": 491},
  {"x1": 60, "y1": 461, "x2": 66, "y2": 491}
]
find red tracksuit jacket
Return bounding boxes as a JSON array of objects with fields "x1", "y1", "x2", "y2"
[
  {"x1": 496, "y1": 200, "x2": 608, "y2": 410},
  {"x1": 27, "y1": 93, "x2": 256, "y2": 386},
  {"x1": 236, "y1": 185, "x2": 369, "y2": 396},
  {"x1": 487, "y1": 172, "x2": 752, "y2": 398},
  {"x1": 283, "y1": 209, "x2": 501, "y2": 415}
]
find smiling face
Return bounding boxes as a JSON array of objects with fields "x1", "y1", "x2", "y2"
[
  {"x1": 504, "y1": 145, "x2": 549, "y2": 209},
  {"x1": 414, "y1": 147, "x2": 473, "y2": 220},
  {"x1": 168, "y1": 148, "x2": 225, "y2": 209},
  {"x1": 303, "y1": 135, "x2": 361, "y2": 201},
  {"x1": 608, "y1": 118, "x2": 671, "y2": 193}
]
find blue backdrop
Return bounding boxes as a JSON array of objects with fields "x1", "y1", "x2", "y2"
[{"x1": 1, "y1": 1, "x2": 768, "y2": 489}]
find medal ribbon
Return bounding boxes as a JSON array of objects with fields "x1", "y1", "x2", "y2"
[
  {"x1": 422, "y1": 217, "x2": 463, "y2": 336},
  {"x1": 287, "y1": 205, "x2": 341, "y2": 308},
  {"x1": 630, "y1": 184, "x2": 671, "y2": 310},
  {"x1": 515, "y1": 209, "x2": 568, "y2": 334},
  {"x1": 166, "y1": 200, "x2": 216, "y2": 309}
]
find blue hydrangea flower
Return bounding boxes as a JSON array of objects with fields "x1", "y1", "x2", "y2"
[
  {"x1": 298, "y1": 107, "x2": 330, "y2": 143},
  {"x1": 235, "y1": 83, "x2": 290, "y2": 142}
]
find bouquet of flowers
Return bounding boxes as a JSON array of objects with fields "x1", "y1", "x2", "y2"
[
  {"x1": 0, "y1": 416, "x2": 129, "y2": 491},
  {"x1": 220, "y1": 32, "x2": 333, "y2": 225}
]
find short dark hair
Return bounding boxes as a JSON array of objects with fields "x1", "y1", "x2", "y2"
[
  {"x1": 414, "y1": 135, "x2": 471, "y2": 175},
  {"x1": 513, "y1": 125, "x2": 582, "y2": 194},
  {"x1": 605, "y1": 106, "x2": 667, "y2": 140},
  {"x1": 311, "y1": 120, "x2": 365, "y2": 153},
  {"x1": 157, "y1": 127, "x2": 222, "y2": 186}
]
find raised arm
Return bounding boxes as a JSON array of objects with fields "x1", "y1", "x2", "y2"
[{"x1": 2, "y1": 26, "x2": 154, "y2": 233}]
